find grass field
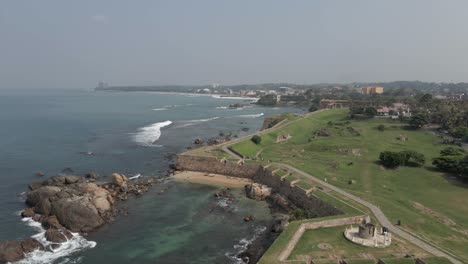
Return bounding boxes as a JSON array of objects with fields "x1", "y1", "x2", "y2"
[
  {"x1": 289, "y1": 226, "x2": 425, "y2": 261},
  {"x1": 227, "y1": 109, "x2": 468, "y2": 262}
]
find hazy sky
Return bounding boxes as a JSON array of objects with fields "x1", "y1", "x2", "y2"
[{"x1": 1, "y1": 0, "x2": 468, "y2": 89}]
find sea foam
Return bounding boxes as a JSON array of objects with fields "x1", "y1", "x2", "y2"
[
  {"x1": 225, "y1": 226, "x2": 267, "y2": 264},
  {"x1": 14, "y1": 217, "x2": 96, "y2": 264},
  {"x1": 133, "y1": 120, "x2": 172, "y2": 146},
  {"x1": 235, "y1": 113, "x2": 264, "y2": 118},
  {"x1": 172, "y1": 117, "x2": 219, "y2": 128}
]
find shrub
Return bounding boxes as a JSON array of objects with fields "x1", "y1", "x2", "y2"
[
  {"x1": 377, "y1": 124, "x2": 385, "y2": 131},
  {"x1": 251, "y1": 135, "x2": 262, "y2": 145},
  {"x1": 379, "y1": 151, "x2": 405, "y2": 168},
  {"x1": 408, "y1": 113, "x2": 429, "y2": 129},
  {"x1": 379, "y1": 150, "x2": 425, "y2": 168}
]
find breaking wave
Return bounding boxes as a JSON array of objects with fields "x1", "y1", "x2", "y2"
[
  {"x1": 235, "y1": 113, "x2": 264, "y2": 118},
  {"x1": 133, "y1": 120, "x2": 172, "y2": 147},
  {"x1": 152, "y1": 108, "x2": 167, "y2": 111},
  {"x1": 14, "y1": 217, "x2": 96, "y2": 264},
  {"x1": 225, "y1": 226, "x2": 267, "y2": 264},
  {"x1": 172, "y1": 117, "x2": 219, "y2": 128}
]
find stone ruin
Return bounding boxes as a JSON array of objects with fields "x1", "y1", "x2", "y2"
[
  {"x1": 276, "y1": 133, "x2": 292, "y2": 143},
  {"x1": 344, "y1": 220, "x2": 391, "y2": 248}
]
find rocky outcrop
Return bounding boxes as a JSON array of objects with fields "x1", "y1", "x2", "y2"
[
  {"x1": 0, "y1": 173, "x2": 158, "y2": 263},
  {"x1": 0, "y1": 239, "x2": 43, "y2": 264},
  {"x1": 111, "y1": 173, "x2": 128, "y2": 188},
  {"x1": 245, "y1": 183, "x2": 271, "y2": 200},
  {"x1": 24, "y1": 178, "x2": 113, "y2": 232},
  {"x1": 50, "y1": 196, "x2": 105, "y2": 232},
  {"x1": 45, "y1": 229, "x2": 73, "y2": 243}
]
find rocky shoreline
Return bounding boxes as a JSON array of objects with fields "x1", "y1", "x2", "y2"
[{"x1": 0, "y1": 173, "x2": 157, "y2": 264}]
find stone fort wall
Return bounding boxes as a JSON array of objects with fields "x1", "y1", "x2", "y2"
[{"x1": 176, "y1": 155, "x2": 343, "y2": 217}]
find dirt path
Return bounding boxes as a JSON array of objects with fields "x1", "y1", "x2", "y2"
[
  {"x1": 216, "y1": 110, "x2": 462, "y2": 263},
  {"x1": 274, "y1": 163, "x2": 462, "y2": 264}
]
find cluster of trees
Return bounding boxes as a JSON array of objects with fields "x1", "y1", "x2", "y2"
[
  {"x1": 379, "y1": 150, "x2": 426, "y2": 168},
  {"x1": 409, "y1": 94, "x2": 468, "y2": 141},
  {"x1": 251, "y1": 135, "x2": 262, "y2": 145},
  {"x1": 349, "y1": 106, "x2": 377, "y2": 117},
  {"x1": 432, "y1": 147, "x2": 468, "y2": 179},
  {"x1": 256, "y1": 94, "x2": 278, "y2": 106}
]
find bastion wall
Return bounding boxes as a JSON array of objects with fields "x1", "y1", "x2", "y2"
[{"x1": 176, "y1": 155, "x2": 343, "y2": 217}]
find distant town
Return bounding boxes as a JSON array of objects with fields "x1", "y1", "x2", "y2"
[{"x1": 96, "y1": 81, "x2": 468, "y2": 110}]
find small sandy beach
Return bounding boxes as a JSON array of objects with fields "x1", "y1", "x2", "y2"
[{"x1": 172, "y1": 171, "x2": 252, "y2": 188}]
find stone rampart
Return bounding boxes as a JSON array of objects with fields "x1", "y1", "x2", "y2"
[
  {"x1": 278, "y1": 215, "x2": 367, "y2": 261},
  {"x1": 176, "y1": 155, "x2": 343, "y2": 217}
]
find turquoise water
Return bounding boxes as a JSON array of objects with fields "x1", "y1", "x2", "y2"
[{"x1": 0, "y1": 90, "x2": 304, "y2": 263}]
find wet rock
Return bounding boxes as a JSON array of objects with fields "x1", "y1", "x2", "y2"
[
  {"x1": 20, "y1": 238, "x2": 43, "y2": 253},
  {"x1": 50, "y1": 196, "x2": 105, "y2": 232},
  {"x1": 245, "y1": 183, "x2": 271, "y2": 200},
  {"x1": 45, "y1": 229, "x2": 73, "y2": 243},
  {"x1": 85, "y1": 172, "x2": 98, "y2": 180},
  {"x1": 111, "y1": 173, "x2": 128, "y2": 188},
  {"x1": 0, "y1": 241, "x2": 24, "y2": 264},
  {"x1": 35, "y1": 172, "x2": 45, "y2": 177},
  {"x1": 26, "y1": 186, "x2": 61, "y2": 207},
  {"x1": 28, "y1": 183, "x2": 42, "y2": 191},
  {"x1": 42, "y1": 215, "x2": 63, "y2": 230},
  {"x1": 193, "y1": 138, "x2": 204, "y2": 145},
  {"x1": 271, "y1": 215, "x2": 289, "y2": 233},
  {"x1": 214, "y1": 188, "x2": 233, "y2": 199},
  {"x1": 21, "y1": 208, "x2": 35, "y2": 218}
]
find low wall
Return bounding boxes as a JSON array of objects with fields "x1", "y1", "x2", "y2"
[
  {"x1": 176, "y1": 155, "x2": 343, "y2": 218},
  {"x1": 278, "y1": 215, "x2": 367, "y2": 261}
]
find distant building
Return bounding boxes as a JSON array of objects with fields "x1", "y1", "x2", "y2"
[
  {"x1": 376, "y1": 103, "x2": 411, "y2": 118},
  {"x1": 361, "y1": 86, "x2": 384, "y2": 95}
]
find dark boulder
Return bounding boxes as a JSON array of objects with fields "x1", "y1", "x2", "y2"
[
  {"x1": 86, "y1": 172, "x2": 98, "y2": 179},
  {"x1": 26, "y1": 186, "x2": 61, "y2": 207},
  {"x1": 42, "y1": 215, "x2": 63, "y2": 230},
  {"x1": 0, "y1": 241, "x2": 24, "y2": 264},
  {"x1": 20, "y1": 238, "x2": 43, "y2": 253},
  {"x1": 21, "y1": 208, "x2": 35, "y2": 218},
  {"x1": 45, "y1": 229, "x2": 73, "y2": 243},
  {"x1": 51, "y1": 196, "x2": 105, "y2": 232}
]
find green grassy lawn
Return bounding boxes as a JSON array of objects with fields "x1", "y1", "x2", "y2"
[
  {"x1": 422, "y1": 257, "x2": 454, "y2": 264},
  {"x1": 229, "y1": 109, "x2": 468, "y2": 262},
  {"x1": 379, "y1": 259, "x2": 416, "y2": 264},
  {"x1": 289, "y1": 226, "x2": 423, "y2": 261}
]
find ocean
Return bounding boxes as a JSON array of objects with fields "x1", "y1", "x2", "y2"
[{"x1": 0, "y1": 89, "x2": 304, "y2": 263}]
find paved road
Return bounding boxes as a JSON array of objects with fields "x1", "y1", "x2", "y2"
[
  {"x1": 275, "y1": 163, "x2": 462, "y2": 264},
  {"x1": 218, "y1": 111, "x2": 462, "y2": 264}
]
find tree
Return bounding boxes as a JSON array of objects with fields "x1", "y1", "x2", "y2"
[
  {"x1": 419, "y1": 93, "x2": 433, "y2": 106},
  {"x1": 251, "y1": 135, "x2": 262, "y2": 145},
  {"x1": 409, "y1": 113, "x2": 429, "y2": 129},
  {"x1": 432, "y1": 147, "x2": 467, "y2": 178},
  {"x1": 380, "y1": 150, "x2": 425, "y2": 168},
  {"x1": 400, "y1": 150, "x2": 425, "y2": 167},
  {"x1": 364, "y1": 107, "x2": 377, "y2": 117},
  {"x1": 308, "y1": 105, "x2": 318, "y2": 112},
  {"x1": 379, "y1": 151, "x2": 405, "y2": 168},
  {"x1": 440, "y1": 147, "x2": 464, "y2": 157}
]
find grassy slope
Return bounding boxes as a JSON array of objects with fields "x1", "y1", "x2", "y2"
[
  {"x1": 289, "y1": 226, "x2": 422, "y2": 260},
  {"x1": 230, "y1": 109, "x2": 468, "y2": 262}
]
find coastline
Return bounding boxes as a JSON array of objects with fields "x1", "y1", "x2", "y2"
[{"x1": 172, "y1": 171, "x2": 252, "y2": 188}]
